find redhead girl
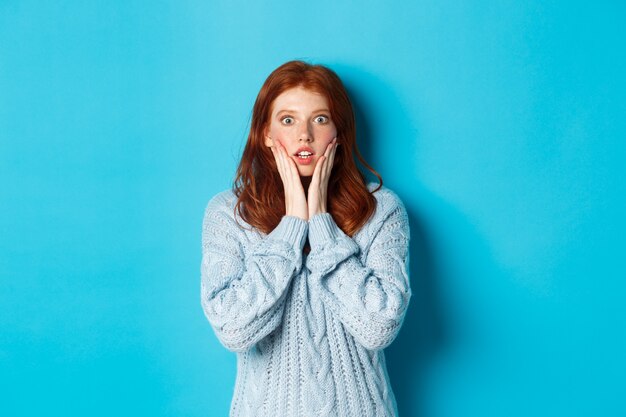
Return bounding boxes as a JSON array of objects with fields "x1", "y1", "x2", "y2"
[{"x1": 201, "y1": 60, "x2": 411, "y2": 417}]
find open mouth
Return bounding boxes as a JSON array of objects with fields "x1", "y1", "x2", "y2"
[{"x1": 293, "y1": 150, "x2": 315, "y2": 165}]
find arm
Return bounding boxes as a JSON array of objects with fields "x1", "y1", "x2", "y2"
[
  {"x1": 200, "y1": 196, "x2": 308, "y2": 352},
  {"x1": 305, "y1": 196, "x2": 411, "y2": 350}
]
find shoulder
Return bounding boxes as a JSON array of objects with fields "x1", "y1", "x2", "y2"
[
  {"x1": 201, "y1": 188, "x2": 253, "y2": 244},
  {"x1": 205, "y1": 188, "x2": 237, "y2": 212},
  {"x1": 203, "y1": 188, "x2": 240, "y2": 224},
  {"x1": 366, "y1": 181, "x2": 408, "y2": 220},
  {"x1": 355, "y1": 182, "x2": 409, "y2": 249}
]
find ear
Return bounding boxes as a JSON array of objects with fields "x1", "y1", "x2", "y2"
[{"x1": 263, "y1": 129, "x2": 273, "y2": 147}]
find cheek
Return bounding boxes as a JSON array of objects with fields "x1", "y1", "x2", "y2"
[
  {"x1": 268, "y1": 124, "x2": 288, "y2": 139},
  {"x1": 317, "y1": 125, "x2": 337, "y2": 141}
]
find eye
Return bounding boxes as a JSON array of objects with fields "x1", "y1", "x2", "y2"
[
  {"x1": 314, "y1": 115, "x2": 329, "y2": 124},
  {"x1": 281, "y1": 116, "x2": 294, "y2": 125}
]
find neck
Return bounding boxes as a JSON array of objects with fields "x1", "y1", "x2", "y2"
[{"x1": 300, "y1": 176, "x2": 312, "y2": 195}]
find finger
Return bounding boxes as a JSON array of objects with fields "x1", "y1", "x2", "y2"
[
  {"x1": 323, "y1": 138, "x2": 334, "y2": 159},
  {"x1": 285, "y1": 152, "x2": 300, "y2": 178},
  {"x1": 273, "y1": 145, "x2": 290, "y2": 186},
  {"x1": 326, "y1": 138, "x2": 338, "y2": 176},
  {"x1": 278, "y1": 142, "x2": 293, "y2": 176},
  {"x1": 326, "y1": 140, "x2": 337, "y2": 172},
  {"x1": 270, "y1": 145, "x2": 282, "y2": 176},
  {"x1": 280, "y1": 142, "x2": 302, "y2": 184},
  {"x1": 314, "y1": 141, "x2": 330, "y2": 184},
  {"x1": 279, "y1": 142, "x2": 299, "y2": 192},
  {"x1": 276, "y1": 143, "x2": 291, "y2": 188},
  {"x1": 271, "y1": 144, "x2": 283, "y2": 176},
  {"x1": 277, "y1": 142, "x2": 291, "y2": 175},
  {"x1": 311, "y1": 155, "x2": 326, "y2": 188},
  {"x1": 319, "y1": 139, "x2": 335, "y2": 181}
]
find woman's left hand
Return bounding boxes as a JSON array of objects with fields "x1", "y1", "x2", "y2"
[{"x1": 308, "y1": 137, "x2": 339, "y2": 219}]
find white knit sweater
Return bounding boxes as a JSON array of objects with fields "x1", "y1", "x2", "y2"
[{"x1": 200, "y1": 182, "x2": 411, "y2": 416}]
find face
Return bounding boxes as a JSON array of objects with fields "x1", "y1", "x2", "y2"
[{"x1": 264, "y1": 86, "x2": 337, "y2": 176}]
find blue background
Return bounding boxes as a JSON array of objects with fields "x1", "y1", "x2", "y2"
[{"x1": 1, "y1": 1, "x2": 625, "y2": 416}]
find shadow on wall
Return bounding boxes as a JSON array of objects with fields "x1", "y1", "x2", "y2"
[{"x1": 338, "y1": 64, "x2": 449, "y2": 417}]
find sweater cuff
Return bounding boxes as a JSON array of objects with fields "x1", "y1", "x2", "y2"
[
  {"x1": 308, "y1": 212, "x2": 341, "y2": 248},
  {"x1": 268, "y1": 215, "x2": 308, "y2": 250}
]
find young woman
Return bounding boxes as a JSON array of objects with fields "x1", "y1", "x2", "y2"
[{"x1": 201, "y1": 60, "x2": 411, "y2": 417}]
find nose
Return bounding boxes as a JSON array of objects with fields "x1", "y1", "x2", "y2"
[{"x1": 298, "y1": 121, "x2": 314, "y2": 142}]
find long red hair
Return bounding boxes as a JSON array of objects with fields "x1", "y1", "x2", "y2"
[{"x1": 233, "y1": 60, "x2": 382, "y2": 239}]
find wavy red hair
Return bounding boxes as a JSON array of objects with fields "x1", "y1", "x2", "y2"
[{"x1": 233, "y1": 60, "x2": 382, "y2": 241}]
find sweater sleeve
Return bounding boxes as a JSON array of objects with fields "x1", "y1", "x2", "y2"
[
  {"x1": 200, "y1": 196, "x2": 308, "y2": 352},
  {"x1": 305, "y1": 195, "x2": 411, "y2": 351}
]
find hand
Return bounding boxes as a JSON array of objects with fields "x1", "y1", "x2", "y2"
[
  {"x1": 269, "y1": 138, "x2": 308, "y2": 220},
  {"x1": 308, "y1": 137, "x2": 339, "y2": 219}
]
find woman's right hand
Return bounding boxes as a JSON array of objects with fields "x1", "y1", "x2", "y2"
[{"x1": 270, "y1": 139, "x2": 308, "y2": 220}]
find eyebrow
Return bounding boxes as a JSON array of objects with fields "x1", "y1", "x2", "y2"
[{"x1": 276, "y1": 108, "x2": 330, "y2": 115}]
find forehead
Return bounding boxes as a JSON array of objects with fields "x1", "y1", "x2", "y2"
[{"x1": 271, "y1": 87, "x2": 329, "y2": 113}]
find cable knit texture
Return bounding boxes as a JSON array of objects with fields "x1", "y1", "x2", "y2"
[{"x1": 200, "y1": 182, "x2": 411, "y2": 417}]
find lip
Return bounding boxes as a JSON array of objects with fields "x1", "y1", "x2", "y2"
[
  {"x1": 293, "y1": 146, "x2": 315, "y2": 156},
  {"x1": 292, "y1": 146, "x2": 315, "y2": 166}
]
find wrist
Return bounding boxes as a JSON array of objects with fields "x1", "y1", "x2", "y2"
[
  {"x1": 287, "y1": 207, "x2": 308, "y2": 220},
  {"x1": 308, "y1": 206, "x2": 327, "y2": 217}
]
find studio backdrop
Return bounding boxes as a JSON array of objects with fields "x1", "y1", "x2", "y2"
[{"x1": 1, "y1": 1, "x2": 625, "y2": 416}]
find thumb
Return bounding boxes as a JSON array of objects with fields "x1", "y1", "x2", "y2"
[{"x1": 311, "y1": 155, "x2": 326, "y2": 186}]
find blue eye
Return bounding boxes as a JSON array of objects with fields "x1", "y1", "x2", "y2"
[
  {"x1": 314, "y1": 115, "x2": 329, "y2": 123},
  {"x1": 281, "y1": 117, "x2": 294, "y2": 125}
]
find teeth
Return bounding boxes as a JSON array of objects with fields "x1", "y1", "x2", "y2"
[{"x1": 297, "y1": 151, "x2": 312, "y2": 156}]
